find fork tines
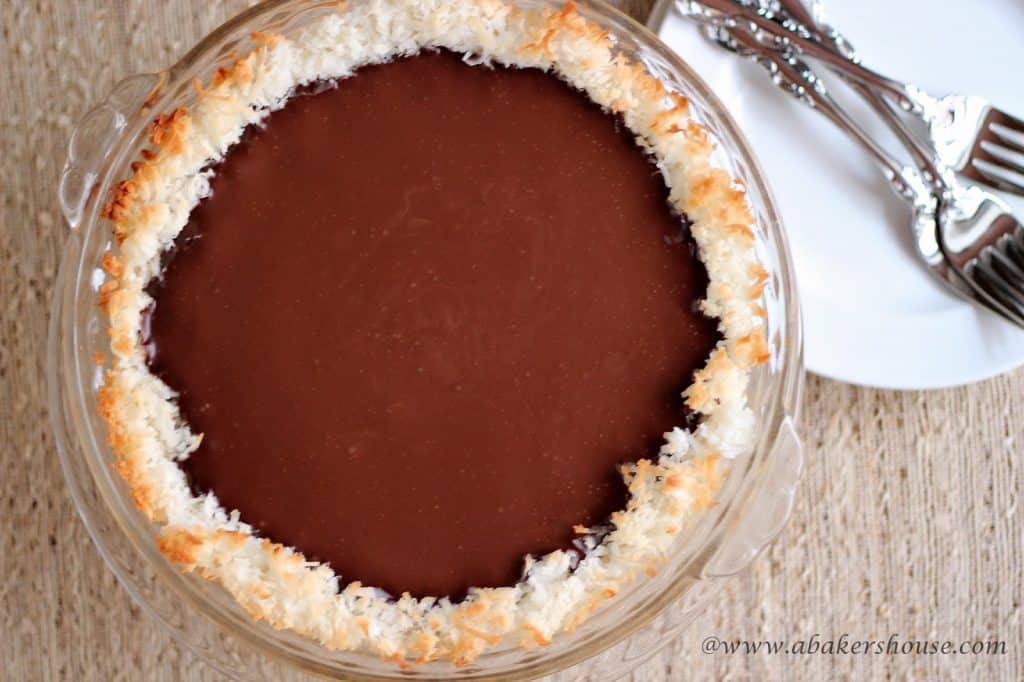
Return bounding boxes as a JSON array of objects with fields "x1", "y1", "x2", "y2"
[
  {"x1": 964, "y1": 228, "x2": 1024, "y2": 323},
  {"x1": 966, "y1": 109, "x2": 1024, "y2": 194}
]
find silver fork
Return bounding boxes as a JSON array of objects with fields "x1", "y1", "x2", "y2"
[
  {"x1": 775, "y1": 0, "x2": 1024, "y2": 197},
  {"x1": 750, "y1": 0, "x2": 1024, "y2": 325},
  {"x1": 686, "y1": 0, "x2": 1024, "y2": 197},
  {"x1": 682, "y1": 7, "x2": 1024, "y2": 326}
]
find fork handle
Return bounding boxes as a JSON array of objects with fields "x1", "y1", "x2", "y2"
[
  {"x1": 773, "y1": 0, "x2": 853, "y2": 59},
  {"x1": 722, "y1": 27, "x2": 919, "y2": 201},
  {"x1": 770, "y1": 0, "x2": 945, "y2": 185},
  {"x1": 694, "y1": 0, "x2": 924, "y2": 113}
]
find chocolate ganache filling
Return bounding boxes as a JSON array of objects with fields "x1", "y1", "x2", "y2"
[{"x1": 146, "y1": 50, "x2": 720, "y2": 600}]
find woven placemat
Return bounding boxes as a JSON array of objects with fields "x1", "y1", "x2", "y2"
[{"x1": 1, "y1": 1, "x2": 1020, "y2": 679}]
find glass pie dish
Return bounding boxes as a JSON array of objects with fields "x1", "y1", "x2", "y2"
[{"x1": 49, "y1": 0, "x2": 804, "y2": 678}]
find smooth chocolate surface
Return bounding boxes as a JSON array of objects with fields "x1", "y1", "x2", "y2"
[{"x1": 147, "y1": 51, "x2": 719, "y2": 599}]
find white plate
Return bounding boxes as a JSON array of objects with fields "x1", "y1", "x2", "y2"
[{"x1": 650, "y1": 0, "x2": 1024, "y2": 389}]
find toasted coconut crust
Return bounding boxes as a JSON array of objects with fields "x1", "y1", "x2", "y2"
[{"x1": 96, "y1": 0, "x2": 768, "y2": 666}]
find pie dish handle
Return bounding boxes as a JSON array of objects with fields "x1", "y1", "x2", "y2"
[
  {"x1": 59, "y1": 73, "x2": 162, "y2": 229},
  {"x1": 703, "y1": 415, "x2": 804, "y2": 577}
]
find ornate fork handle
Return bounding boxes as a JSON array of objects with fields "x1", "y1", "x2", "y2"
[
  {"x1": 682, "y1": 0, "x2": 934, "y2": 115},
  {"x1": 699, "y1": 3, "x2": 1024, "y2": 324},
  {"x1": 771, "y1": 0, "x2": 855, "y2": 59},
  {"x1": 706, "y1": 23, "x2": 946, "y2": 271},
  {"x1": 707, "y1": 24, "x2": 928, "y2": 204},
  {"x1": 770, "y1": 0, "x2": 950, "y2": 182}
]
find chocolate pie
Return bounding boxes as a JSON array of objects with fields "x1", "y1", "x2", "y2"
[{"x1": 98, "y1": 0, "x2": 769, "y2": 665}]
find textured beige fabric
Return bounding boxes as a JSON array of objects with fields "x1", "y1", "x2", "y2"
[{"x1": 1, "y1": 0, "x2": 1020, "y2": 679}]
